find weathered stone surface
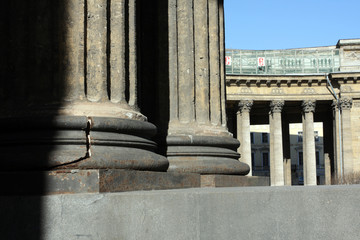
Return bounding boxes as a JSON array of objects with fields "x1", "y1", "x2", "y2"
[
  {"x1": 166, "y1": 0, "x2": 249, "y2": 175},
  {"x1": 0, "y1": 116, "x2": 168, "y2": 171},
  {"x1": 0, "y1": 1, "x2": 169, "y2": 174},
  {"x1": 1, "y1": 169, "x2": 201, "y2": 195},
  {"x1": 201, "y1": 175, "x2": 269, "y2": 187},
  {"x1": 167, "y1": 135, "x2": 249, "y2": 175},
  {"x1": 1, "y1": 186, "x2": 360, "y2": 239}
]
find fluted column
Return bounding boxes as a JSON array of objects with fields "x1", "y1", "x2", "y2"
[
  {"x1": 340, "y1": 98, "x2": 353, "y2": 176},
  {"x1": 237, "y1": 100, "x2": 253, "y2": 176},
  {"x1": 332, "y1": 100, "x2": 341, "y2": 180},
  {"x1": 0, "y1": 1, "x2": 168, "y2": 172},
  {"x1": 269, "y1": 100, "x2": 285, "y2": 186},
  {"x1": 302, "y1": 100, "x2": 317, "y2": 186},
  {"x1": 167, "y1": 0, "x2": 249, "y2": 175}
]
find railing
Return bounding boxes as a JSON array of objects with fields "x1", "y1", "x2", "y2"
[{"x1": 225, "y1": 49, "x2": 340, "y2": 75}]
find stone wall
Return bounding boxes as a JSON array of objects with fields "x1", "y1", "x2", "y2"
[{"x1": 1, "y1": 186, "x2": 360, "y2": 239}]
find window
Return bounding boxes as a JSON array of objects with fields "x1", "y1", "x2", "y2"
[
  {"x1": 316, "y1": 151, "x2": 320, "y2": 165},
  {"x1": 314, "y1": 131, "x2": 319, "y2": 142},
  {"x1": 298, "y1": 151, "x2": 303, "y2": 166},
  {"x1": 262, "y1": 133, "x2": 268, "y2": 143},
  {"x1": 262, "y1": 152, "x2": 269, "y2": 167},
  {"x1": 298, "y1": 131, "x2": 303, "y2": 142},
  {"x1": 251, "y1": 152, "x2": 255, "y2": 167},
  {"x1": 250, "y1": 132, "x2": 254, "y2": 144}
]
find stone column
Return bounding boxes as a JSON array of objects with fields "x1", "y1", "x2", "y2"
[
  {"x1": 237, "y1": 100, "x2": 253, "y2": 176},
  {"x1": 332, "y1": 100, "x2": 341, "y2": 180},
  {"x1": 340, "y1": 98, "x2": 353, "y2": 176},
  {"x1": 302, "y1": 100, "x2": 317, "y2": 186},
  {"x1": 167, "y1": 0, "x2": 249, "y2": 175},
  {"x1": 0, "y1": 1, "x2": 168, "y2": 172},
  {"x1": 324, "y1": 153, "x2": 332, "y2": 185},
  {"x1": 269, "y1": 100, "x2": 285, "y2": 186}
]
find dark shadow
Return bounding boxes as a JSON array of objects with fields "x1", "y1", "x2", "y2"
[
  {"x1": 0, "y1": 1, "x2": 67, "y2": 239},
  {"x1": 139, "y1": 1, "x2": 169, "y2": 156}
]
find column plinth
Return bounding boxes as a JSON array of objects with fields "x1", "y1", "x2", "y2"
[
  {"x1": 166, "y1": 0, "x2": 249, "y2": 175},
  {"x1": 302, "y1": 100, "x2": 317, "y2": 186},
  {"x1": 269, "y1": 100, "x2": 285, "y2": 186}
]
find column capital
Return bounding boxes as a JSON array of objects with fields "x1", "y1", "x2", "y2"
[
  {"x1": 238, "y1": 100, "x2": 253, "y2": 113},
  {"x1": 270, "y1": 100, "x2": 284, "y2": 113},
  {"x1": 340, "y1": 97, "x2": 353, "y2": 110},
  {"x1": 331, "y1": 99, "x2": 339, "y2": 110},
  {"x1": 302, "y1": 100, "x2": 316, "y2": 113}
]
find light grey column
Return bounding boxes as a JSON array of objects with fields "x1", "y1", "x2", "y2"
[
  {"x1": 324, "y1": 153, "x2": 331, "y2": 185},
  {"x1": 302, "y1": 100, "x2": 317, "y2": 186},
  {"x1": 269, "y1": 100, "x2": 285, "y2": 186},
  {"x1": 237, "y1": 100, "x2": 253, "y2": 176},
  {"x1": 340, "y1": 98, "x2": 353, "y2": 176}
]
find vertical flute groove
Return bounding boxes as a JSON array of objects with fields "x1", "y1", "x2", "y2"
[
  {"x1": 128, "y1": 0, "x2": 137, "y2": 107},
  {"x1": 62, "y1": 0, "x2": 86, "y2": 101},
  {"x1": 78, "y1": 0, "x2": 86, "y2": 100},
  {"x1": 208, "y1": 0, "x2": 221, "y2": 125},
  {"x1": 177, "y1": 0, "x2": 195, "y2": 123},
  {"x1": 219, "y1": 0, "x2": 226, "y2": 126},
  {"x1": 194, "y1": 0, "x2": 210, "y2": 124},
  {"x1": 169, "y1": 0, "x2": 179, "y2": 121},
  {"x1": 86, "y1": 0, "x2": 108, "y2": 102},
  {"x1": 110, "y1": 0, "x2": 126, "y2": 103}
]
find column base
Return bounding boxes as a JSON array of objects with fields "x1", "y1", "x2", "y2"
[
  {"x1": 167, "y1": 135, "x2": 250, "y2": 175},
  {"x1": 0, "y1": 115, "x2": 169, "y2": 171}
]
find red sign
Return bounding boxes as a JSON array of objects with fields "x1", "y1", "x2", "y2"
[
  {"x1": 258, "y1": 57, "x2": 266, "y2": 67},
  {"x1": 225, "y1": 56, "x2": 232, "y2": 66}
]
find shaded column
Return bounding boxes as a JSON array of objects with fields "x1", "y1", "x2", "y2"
[
  {"x1": 340, "y1": 98, "x2": 353, "y2": 176},
  {"x1": 237, "y1": 100, "x2": 253, "y2": 176},
  {"x1": 269, "y1": 100, "x2": 285, "y2": 186},
  {"x1": 302, "y1": 100, "x2": 317, "y2": 186},
  {"x1": 166, "y1": 0, "x2": 249, "y2": 175},
  {"x1": 0, "y1": 1, "x2": 168, "y2": 172},
  {"x1": 332, "y1": 100, "x2": 341, "y2": 180}
]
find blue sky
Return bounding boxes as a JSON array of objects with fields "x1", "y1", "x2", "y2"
[{"x1": 224, "y1": 0, "x2": 360, "y2": 50}]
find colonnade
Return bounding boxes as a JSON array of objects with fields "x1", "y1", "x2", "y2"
[{"x1": 236, "y1": 100, "x2": 319, "y2": 186}]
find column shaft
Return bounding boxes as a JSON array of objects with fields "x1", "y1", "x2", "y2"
[
  {"x1": 128, "y1": 0, "x2": 138, "y2": 107},
  {"x1": 177, "y1": 0, "x2": 195, "y2": 123},
  {"x1": 269, "y1": 100, "x2": 284, "y2": 186},
  {"x1": 237, "y1": 101, "x2": 253, "y2": 176},
  {"x1": 332, "y1": 101, "x2": 341, "y2": 179},
  {"x1": 209, "y1": 0, "x2": 221, "y2": 125},
  {"x1": 340, "y1": 98, "x2": 353, "y2": 176},
  {"x1": 302, "y1": 100, "x2": 317, "y2": 186},
  {"x1": 219, "y1": 0, "x2": 227, "y2": 126},
  {"x1": 110, "y1": 0, "x2": 126, "y2": 103},
  {"x1": 168, "y1": 0, "x2": 179, "y2": 122},
  {"x1": 86, "y1": 0, "x2": 108, "y2": 102},
  {"x1": 194, "y1": 0, "x2": 210, "y2": 124}
]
